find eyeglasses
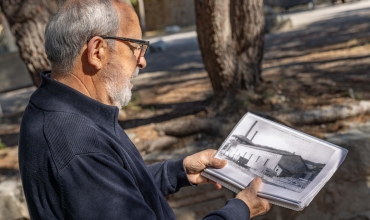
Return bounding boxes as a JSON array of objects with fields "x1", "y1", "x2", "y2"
[{"x1": 99, "y1": 35, "x2": 149, "y2": 58}]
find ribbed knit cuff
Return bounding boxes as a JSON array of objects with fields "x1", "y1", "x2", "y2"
[
  {"x1": 167, "y1": 159, "x2": 192, "y2": 191},
  {"x1": 204, "y1": 198, "x2": 251, "y2": 220}
]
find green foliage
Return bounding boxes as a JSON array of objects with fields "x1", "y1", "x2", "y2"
[
  {"x1": 354, "y1": 93, "x2": 363, "y2": 100},
  {"x1": 131, "y1": 0, "x2": 138, "y2": 6},
  {"x1": 0, "y1": 138, "x2": 6, "y2": 149},
  {"x1": 346, "y1": 88, "x2": 363, "y2": 100}
]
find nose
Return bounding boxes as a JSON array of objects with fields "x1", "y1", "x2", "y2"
[{"x1": 137, "y1": 56, "x2": 147, "y2": 69}]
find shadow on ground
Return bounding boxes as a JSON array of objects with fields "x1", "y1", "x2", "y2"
[{"x1": 261, "y1": 7, "x2": 370, "y2": 112}]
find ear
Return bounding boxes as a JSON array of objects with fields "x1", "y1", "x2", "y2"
[{"x1": 86, "y1": 36, "x2": 108, "y2": 70}]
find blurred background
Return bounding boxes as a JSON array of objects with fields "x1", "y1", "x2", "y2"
[{"x1": 0, "y1": 0, "x2": 369, "y2": 219}]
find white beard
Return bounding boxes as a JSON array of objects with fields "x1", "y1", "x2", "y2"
[{"x1": 103, "y1": 62, "x2": 139, "y2": 108}]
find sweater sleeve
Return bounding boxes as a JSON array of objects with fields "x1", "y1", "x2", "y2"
[
  {"x1": 59, "y1": 153, "x2": 158, "y2": 220},
  {"x1": 147, "y1": 159, "x2": 191, "y2": 196},
  {"x1": 203, "y1": 199, "x2": 251, "y2": 220},
  {"x1": 147, "y1": 160, "x2": 251, "y2": 219}
]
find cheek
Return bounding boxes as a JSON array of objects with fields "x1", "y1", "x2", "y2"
[
  {"x1": 113, "y1": 49, "x2": 137, "y2": 78},
  {"x1": 121, "y1": 61, "x2": 137, "y2": 79},
  {"x1": 115, "y1": 63, "x2": 133, "y2": 83},
  {"x1": 119, "y1": 45, "x2": 138, "y2": 65}
]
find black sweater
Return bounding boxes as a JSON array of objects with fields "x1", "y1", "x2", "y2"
[{"x1": 19, "y1": 72, "x2": 250, "y2": 219}]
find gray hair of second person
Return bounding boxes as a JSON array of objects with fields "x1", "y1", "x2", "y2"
[{"x1": 44, "y1": 0, "x2": 121, "y2": 74}]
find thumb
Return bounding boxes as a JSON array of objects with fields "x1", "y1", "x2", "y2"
[
  {"x1": 249, "y1": 177, "x2": 263, "y2": 191},
  {"x1": 205, "y1": 157, "x2": 227, "y2": 168}
]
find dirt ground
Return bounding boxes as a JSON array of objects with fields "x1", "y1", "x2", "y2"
[{"x1": 1, "y1": 4, "x2": 370, "y2": 176}]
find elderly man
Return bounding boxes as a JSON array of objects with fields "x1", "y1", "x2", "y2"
[{"x1": 18, "y1": 0, "x2": 270, "y2": 219}]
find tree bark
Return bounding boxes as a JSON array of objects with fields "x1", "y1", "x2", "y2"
[
  {"x1": 0, "y1": 0, "x2": 59, "y2": 86},
  {"x1": 194, "y1": 0, "x2": 265, "y2": 96},
  {"x1": 0, "y1": 0, "x2": 133, "y2": 87},
  {"x1": 137, "y1": 0, "x2": 146, "y2": 34}
]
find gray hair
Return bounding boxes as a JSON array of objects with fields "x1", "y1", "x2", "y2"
[{"x1": 44, "y1": 0, "x2": 120, "y2": 74}]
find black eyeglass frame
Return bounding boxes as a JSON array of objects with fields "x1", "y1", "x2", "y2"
[{"x1": 99, "y1": 35, "x2": 150, "y2": 57}]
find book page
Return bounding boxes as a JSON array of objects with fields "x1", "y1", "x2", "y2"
[{"x1": 206, "y1": 112, "x2": 347, "y2": 203}]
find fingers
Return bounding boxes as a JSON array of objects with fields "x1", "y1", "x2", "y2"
[
  {"x1": 208, "y1": 149, "x2": 218, "y2": 157},
  {"x1": 201, "y1": 149, "x2": 227, "y2": 168},
  {"x1": 206, "y1": 178, "x2": 223, "y2": 190},
  {"x1": 256, "y1": 197, "x2": 272, "y2": 217},
  {"x1": 235, "y1": 177, "x2": 271, "y2": 218},
  {"x1": 261, "y1": 198, "x2": 272, "y2": 211},
  {"x1": 205, "y1": 157, "x2": 227, "y2": 168},
  {"x1": 249, "y1": 177, "x2": 263, "y2": 192},
  {"x1": 253, "y1": 197, "x2": 271, "y2": 218},
  {"x1": 184, "y1": 149, "x2": 226, "y2": 185},
  {"x1": 186, "y1": 149, "x2": 226, "y2": 170},
  {"x1": 214, "y1": 183, "x2": 223, "y2": 190}
]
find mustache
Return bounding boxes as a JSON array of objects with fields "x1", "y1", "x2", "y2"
[{"x1": 131, "y1": 67, "x2": 139, "y2": 79}]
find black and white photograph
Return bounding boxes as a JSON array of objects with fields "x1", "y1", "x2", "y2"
[
  {"x1": 216, "y1": 117, "x2": 334, "y2": 193},
  {"x1": 220, "y1": 139, "x2": 328, "y2": 193},
  {"x1": 203, "y1": 113, "x2": 347, "y2": 210}
]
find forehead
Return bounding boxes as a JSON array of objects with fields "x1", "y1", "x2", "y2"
[{"x1": 114, "y1": 2, "x2": 142, "y2": 39}]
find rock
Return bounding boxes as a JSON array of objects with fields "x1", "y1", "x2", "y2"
[
  {"x1": 325, "y1": 128, "x2": 370, "y2": 181},
  {"x1": 0, "y1": 179, "x2": 29, "y2": 220},
  {"x1": 0, "y1": 52, "x2": 33, "y2": 93}
]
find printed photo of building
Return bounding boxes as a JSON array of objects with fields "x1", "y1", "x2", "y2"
[
  {"x1": 219, "y1": 120, "x2": 325, "y2": 192},
  {"x1": 229, "y1": 144, "x2": 310, "y2": 179}
]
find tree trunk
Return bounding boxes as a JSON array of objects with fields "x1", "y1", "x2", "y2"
[
  {"x1": 0, "y1": 0, "x2": 59, "y2": 86},
  {"x1": 137, "y1": 0, "x2": 146, "y2": 34},
  {"x1": 0, "y1": 0, "x2": 133, "y2": 87},
  {"x1": 194, "y1": 0, "x2": 265, "y2": 96}
]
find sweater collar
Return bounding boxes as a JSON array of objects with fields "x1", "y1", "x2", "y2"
[{"x1": 30, "y1": 71, "x2": 119, "y2": 132}]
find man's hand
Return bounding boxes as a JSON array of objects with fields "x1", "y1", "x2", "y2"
[
  {"x1": 183, "y1": 149, "x2": 227, "y2": 189},
  {"x1": 236, "y1": 177, "x2": 271, "y2": 218}
]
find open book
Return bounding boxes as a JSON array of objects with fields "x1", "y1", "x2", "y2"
[{"x1": 201, "y1": 112, "x2": 348, "y2": 211}]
